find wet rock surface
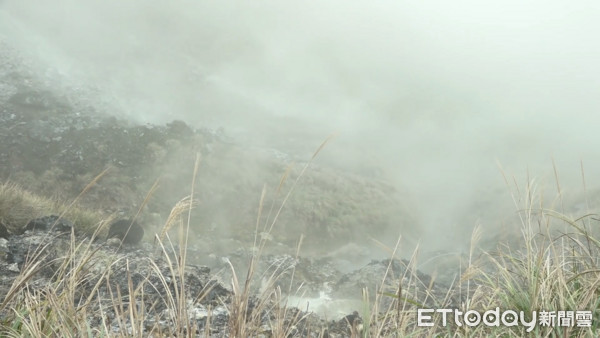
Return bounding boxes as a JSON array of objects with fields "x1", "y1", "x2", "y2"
[
  {"x1": 24, "y1": 214, "x2": 74, "y2": 233},
  {"x1": 107, "y1": 218, "x2": 145, "y2": 244},
  {"x1": 245, "y1": 252, "x2": 455, "y2": 301}
]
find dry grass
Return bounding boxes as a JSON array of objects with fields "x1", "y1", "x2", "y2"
[
  {"x1": 0, "y1": 178, "x2": 104, "y2": 235},
  {"x1": 1, "y1": 149, "x2": 600, "y2": 337},
  {"x1": 224, "y1": 135, "x2": 335, "y2": 337},
  {"x1": 307, "y1": 168, "x2": 600, "y2": 337}
]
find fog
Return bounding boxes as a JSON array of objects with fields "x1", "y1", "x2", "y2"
[{"x1": 1, "y1": 0, "x2": 600, "y2": 255}]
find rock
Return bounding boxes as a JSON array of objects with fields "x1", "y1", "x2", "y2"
[
  {"x1": 7, "y1": 263, "x2": 19, "y2": 273},
  {"x1": 106, "y1": 237, "x2": 122, "y2": 247},
  {"x1": 0, "y1": 238, "x2": 8, "y2": 261},
  {"x1": 0, "y1": 218, "x2": 233, "y2": 334},
  {"x1": 24, "y1": 215, "x2": 73, "y2": 233},
  {"x1": 166, "y1": 119, "x2": 194, "y2": 138},
  {"x1": 0, "y1": 222, "x2": 9, "y2": 239},
  {"x1": 332, "y1": 259, "x2": 457, "y2": 309},
  {"x1": 107, "y1": 219, "x2": 144, "y2": 244}
]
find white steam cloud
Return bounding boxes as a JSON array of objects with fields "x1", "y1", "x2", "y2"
[{"x1": 1, "y1": 0, "x2": 600, "y2": 254}]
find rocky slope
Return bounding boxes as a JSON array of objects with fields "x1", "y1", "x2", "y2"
[
  {"x1": 0, "y1": 215, "x2": 457, "y2": 336},
  {"x1": 0, "y1": 36, "x2": 422, "y2": 257},
  {"x1": 0, "y1": 38, "x2": 459, "y2": 336}
]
